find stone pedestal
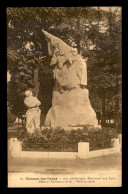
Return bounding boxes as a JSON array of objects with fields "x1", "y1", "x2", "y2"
[
  {"x1": 9, "y1": 138, "x2": 22, "y2": 152},
  {"x1": 45, "y1": 88, "x2": 99, "y2": 129},
  {"x1": 78, "y1": 142, "x2": 89, "y2": 153},
  {"x1": 9, "y1": 138, "x2": 17, "y2": 152},
  {"x1": 77, "y1": 142, "x2": 89, "y2": 159},
  {"x1": 111, "y1": 138, "x2": 120, "y2": 153}
]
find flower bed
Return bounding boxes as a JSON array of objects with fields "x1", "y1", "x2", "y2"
[{"x1": 18, "y1": 126, "x2": 118, "y2": 152}]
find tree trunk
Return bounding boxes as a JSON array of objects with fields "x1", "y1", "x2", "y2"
[
  {"x1": 33, "y1": 68, "x2": 40, "y2": 97},
  {"x1": 76, "y1": 19, "x2": 81, "y2": 54},
  {"x1": 76, "y1": 34, "x2": 81, "y2": 54},
  {"x1": 115, "y1": 78, "x2": 120, "y2": 132},
  {"x1": 18, "y1": 118, "x2": 19, "y2": 128},
  {"x1": 101, "y1": 95, "x2": 106, "y2": 127}
]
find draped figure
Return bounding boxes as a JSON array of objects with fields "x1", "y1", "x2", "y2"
[{"x1": 42, "y1": 30, "x2": 100, "y2": 128}]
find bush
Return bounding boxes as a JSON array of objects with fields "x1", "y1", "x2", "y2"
[{"x1": 18, "y1": 126, "x2": 118, "y2": 152}]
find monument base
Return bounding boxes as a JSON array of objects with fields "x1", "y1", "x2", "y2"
[
  {"x1": 45, "y1": 88, "x2": 100, "y2": 129},
  {"x1": 41, "y1": 125, "x2": 101, "y2": 131}
]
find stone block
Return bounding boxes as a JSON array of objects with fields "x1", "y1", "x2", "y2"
[
  {"x1": 77, "y1": 142, "x2": 89, "y2": 159},
  {"x1": 20, "y1": 151, "x2": 48, "y2": 159},
  {"x1": 77, "y1": 153, "x2": 89, "y2": 159},
  {"x1": 11, "y1": 152, "x2": 21, "y2": 158},
  {"x1": 103, "y1": 148, "x2": 115, "y2": 155},
  {"x1": 111, "y1": 138, "x2": 120, "y2": 153},
  {"x1": 78, "y1": 142, "x2": 89, "y2": 154},
  {"x1": 9, "y1": 138, "x2": 18, "y2": 151},
  {"x1": 10, "y1": 138, "x2": 22, "y2": 152},
  {"x1": 88, "y1": 150, "x2": 103, "y2": 158},
  {"x1": 48, "y1": 152, "x2": 77, "y2": 159}
]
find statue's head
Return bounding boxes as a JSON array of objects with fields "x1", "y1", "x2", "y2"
[
  {"x1": 25, "y1": 90, "x2": 33, "y2": 97},
  {"x1": 50, "y1": 49, "x2": 68, "y2": 68},
  {"x1": 70, "y1": 47, "x2": 78, "y2": 56}
]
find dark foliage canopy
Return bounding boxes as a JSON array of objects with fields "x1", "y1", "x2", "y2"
[{"x1": 7, "y1": 7, "x2": 122, "y2": 120}]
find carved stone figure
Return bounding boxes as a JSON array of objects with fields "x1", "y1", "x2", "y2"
[
  {"x1": 24, "y1": 90, "x2": 41, "y2": 133},
  {"x1": 42, "y1": 30, "x2": 100, "y2": 128}
]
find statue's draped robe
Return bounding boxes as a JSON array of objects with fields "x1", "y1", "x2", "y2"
[
  {"x1": 24, "y1": 96, "x2": 41, "y2": 133},
  {"x1": 42, "y1": 30, "x2": 99, "y2": 128}
]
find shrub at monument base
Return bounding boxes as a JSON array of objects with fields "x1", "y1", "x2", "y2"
[{"x1": 17, "y1": 126, "x2": 118, "y2": 152}]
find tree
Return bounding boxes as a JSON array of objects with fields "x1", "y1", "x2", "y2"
[
  {"x1": 7, "y1": 104, "x2": 16, "y2": 127},
  {"x1": 7, "y1": 54, "x2": 54, "y2": 116},
  {"x1": 7, "y1": 7, "x2": 121, "y2": 128},
  {"x1": 87, "y1": 9, "x2": 121, "y2": 128}
]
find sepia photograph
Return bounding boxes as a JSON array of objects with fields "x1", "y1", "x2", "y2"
[{"x1": 7, "y1": 7, "x2": 122, "y2": 187}]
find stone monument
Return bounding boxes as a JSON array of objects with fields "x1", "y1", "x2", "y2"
[
  {"x1": 42, "y1": 30, "x2": 100, "y2": 129},
  {"x1": 24, "y1": 90, "x2": 41, "y2": 133}
]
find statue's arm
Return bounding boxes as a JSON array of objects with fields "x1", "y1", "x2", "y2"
[{"x1": 35, "y1": 98, "x2": 41, "y2": 106}]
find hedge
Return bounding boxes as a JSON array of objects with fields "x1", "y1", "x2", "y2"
[{"x1": 17, "y1": 125, "x2": 118, "y2": 152}]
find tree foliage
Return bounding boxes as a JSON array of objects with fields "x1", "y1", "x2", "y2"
[{"x1": 7, "y1": 7, "x2": 122, "y2": 125}]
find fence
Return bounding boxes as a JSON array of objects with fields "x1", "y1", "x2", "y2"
[
  {"x1": 9, "y1": 136, "x2": 121, "y2": 159},
  {"x1": 22, "y1": 142, "x2": 78, "y2": 152}
]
